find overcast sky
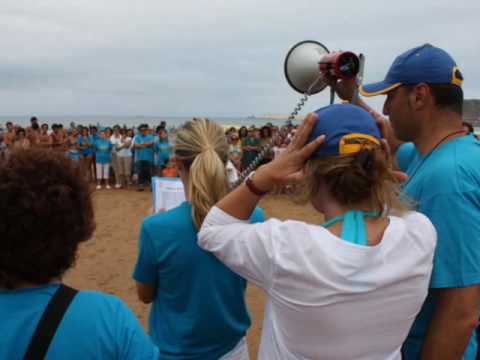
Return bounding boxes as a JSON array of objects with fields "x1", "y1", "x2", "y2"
[{"x1": 1, "y1": 0, "x2": 479, "y2": 117}]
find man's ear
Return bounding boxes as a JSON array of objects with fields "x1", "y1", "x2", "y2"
[{"x1": 409, "y1": 83, "x2": 430, "y2": 110}]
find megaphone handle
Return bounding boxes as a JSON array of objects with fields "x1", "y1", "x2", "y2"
[
  {"x1": 233, "y1": 73, "x2": 325, "y2": 187},
  {"x1": 352, "y1": 54, "x2": 365, "y2": 105},
  {"x1": 329, "y1": 87, "x2": 335, "y2": 105}
]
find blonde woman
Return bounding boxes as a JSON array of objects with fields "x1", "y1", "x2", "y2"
[
  {"x1": 133, "y1": 118, "x2": 264, "y2": 359},
  {"x1": 198, "y1": 104, "x2": 437, "y2": 360}
]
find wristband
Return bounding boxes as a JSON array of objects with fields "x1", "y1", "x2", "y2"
[{"x1": 245, "y1": 171, "x2": 269, "y2": 197}]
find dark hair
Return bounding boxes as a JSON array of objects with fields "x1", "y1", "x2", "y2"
[
  {"x1": 406, "y1": 84, "x2": 463, "y2": 115},
  {"x1": 238, "y1": 126, "x2": 248, "y2": 138},
  {"x1": 30, "y1": 117, "x2": 38, "y2": 123},
  {"x1": 429, "y1": 84, "x2": 463, "y2": 115},
  {"x1": 0, "y1": 149, "x2": 95, "y2": 289},
  {"x1": 261, "y1": 126, "x2": 272, "y2": 138},
  {"x1": 16, "y1": 128, "x2": 26, "y2": 136},
  {"x1": 463, "y1": 121, "x2": 474, "y2": 133}
]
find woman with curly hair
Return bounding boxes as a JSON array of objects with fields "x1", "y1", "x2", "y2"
[{"x1": 0, "y1": 149, "x2": 158, "y2": 359}]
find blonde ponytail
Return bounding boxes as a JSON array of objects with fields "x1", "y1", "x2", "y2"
[{"x1": 174, "y1": 119, "x2": 229, "y2": 229}]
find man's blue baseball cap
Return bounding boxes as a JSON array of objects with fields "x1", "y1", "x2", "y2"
[
  {"x1": 308, "y1": 103, "x2": 381, "y2": 157},
  {"x1": 360, "y1": 44, "x2": 463, "y2": 97}
]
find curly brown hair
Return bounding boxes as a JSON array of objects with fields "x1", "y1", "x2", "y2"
[{"x1": 0, "y1": 149, "x2": 95, "y2": 289}]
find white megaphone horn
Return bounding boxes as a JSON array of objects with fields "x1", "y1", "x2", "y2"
[{"x1": 284, "y1": 40, "x2": 365, "y2": 103}]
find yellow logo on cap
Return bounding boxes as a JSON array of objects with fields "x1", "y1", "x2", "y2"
[
  {"x1": 451, "y1": 66, "x2": 463, "y2": 87},
  {"x1": 339, "y1": 134, "x2": 380, "y2": 155}
]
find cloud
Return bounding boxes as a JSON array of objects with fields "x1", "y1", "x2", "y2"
[{"x1": 0, "y1": 0, "x2": 478, "y2": 116}]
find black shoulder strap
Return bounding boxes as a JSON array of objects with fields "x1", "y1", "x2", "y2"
[{"x1": 24, "y1": 284, "x2": 78, "y2": 360}]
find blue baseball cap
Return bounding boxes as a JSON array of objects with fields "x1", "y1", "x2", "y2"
[
  {"x1": 308, "y1": 103, "x2": 381, "y2": 157},
  {"x1": 360, "y1": 44, "x2": 463, "y2": 97}
]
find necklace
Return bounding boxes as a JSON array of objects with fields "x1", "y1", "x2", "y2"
[{"x1": 403, "y1": 129, "x2": 467, "y2": 187}]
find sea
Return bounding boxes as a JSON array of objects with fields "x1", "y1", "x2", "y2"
[{"x1": 0, "y1": 115, "x2": 298, "y2": 130}]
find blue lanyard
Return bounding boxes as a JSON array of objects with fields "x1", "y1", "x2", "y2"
[{"x1": 322, "y1": 210, "x2": 380, "y2": 246}]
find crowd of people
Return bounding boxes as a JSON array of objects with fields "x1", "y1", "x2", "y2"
[
  {"x1": 1, "y1": 43, "x2": 480, "y2": 360},
  {"x1": 0, "y1": 117, "x2": 297, "y2": 191}
]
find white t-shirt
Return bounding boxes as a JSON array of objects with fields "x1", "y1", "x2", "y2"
[
  {"x1": 226, "y1": 160, "x2": 239, "y2": 186},
  {"x1": 117, "y1": 137, "x2": 133, "y2": 158},
  {"x1": 198, "y1": 208, "x2": 436, "y2": 360},
  {"x1": 110, "y1": 135, "x2": 122, "y2": 154}
]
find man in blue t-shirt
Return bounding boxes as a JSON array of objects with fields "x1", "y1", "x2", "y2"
[
  {"x1": 134, "y1": 124, "x2": 155, "y2": 191},
  {"x1": 332, "y1": 44, "x2": 480, "y2": 359}
]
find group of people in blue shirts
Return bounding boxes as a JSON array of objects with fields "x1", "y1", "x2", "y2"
[{"x1": 68, "y1": 124, "x2": 173, "y2": 190}]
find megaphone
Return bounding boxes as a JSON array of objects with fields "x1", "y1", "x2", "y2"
[
  {"x1": 284, "y1": 40, "x2": 361, "y2": 95},
  {"x1": 234, "y1": 41, "x2": 364, "y2": 186}
]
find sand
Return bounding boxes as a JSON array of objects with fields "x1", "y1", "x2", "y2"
[{"x1": 63, "y1": 189, "x2": 324, "y2": 359}]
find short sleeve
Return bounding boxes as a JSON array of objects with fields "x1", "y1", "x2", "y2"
[
  {"x1": 113, "y1": 299, "x2": 159, "y2": 359},
  {"x1": 396, "y1": 142, "x2": 416, "y2": 172},
  {"x1": 421, "y1": 190, "x2": 480, "y2": 288},
  {"x1": 133, "y1": 223, "x2": 157, "y2": 285}
]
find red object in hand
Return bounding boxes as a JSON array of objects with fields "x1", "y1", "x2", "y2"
[{"x1": 319, "y1": 51, "x2": 360, "y2": 80}]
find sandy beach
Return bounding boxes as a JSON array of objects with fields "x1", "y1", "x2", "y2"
[{"x1": 63, "y1": 188, "x2": 324, "y2": 359}]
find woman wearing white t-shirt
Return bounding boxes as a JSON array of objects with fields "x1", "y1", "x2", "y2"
[
  {"x1": 110, "y1": 126, "x2": 123, "y2": 188},
  {"x1": 116, "y1": 130, "x2": 133, "y2": 188},
  {"x1": 198, "y1": 104, "x2": 437, "y2": 360}
]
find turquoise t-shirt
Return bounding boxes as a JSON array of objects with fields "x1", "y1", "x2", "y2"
[
  {"x1": 133, "y1": 202, "x2": 264, "y2": 359},
  {"x1": 135, "y1": 135, "x2": 155, "y2": 163},
  {"x1": 0, "y1": 284, "x2": 158, "y2": 359},
  {"x1": 90, "y1": 134, "x2": 100, "y2": 153},
  {"x1": 398, "y1": 134, "x2": 480, "y2": 360},
  {"x1": 241, "y1": 137, "x2": 261, "y2": 168},
  {"x1": 155, "y1": 140, "x2": 172, "y2": 168},
  {"x1": 95, "y1": 139, "x2": 113, "y2": 164},
  {"x1": 78, "y1": 135, "x2": 94, "y2": 156}
]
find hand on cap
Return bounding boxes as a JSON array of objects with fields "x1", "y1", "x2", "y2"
[{"x1": 252, "y1": 113, "x2": 325, "y2": 191}]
